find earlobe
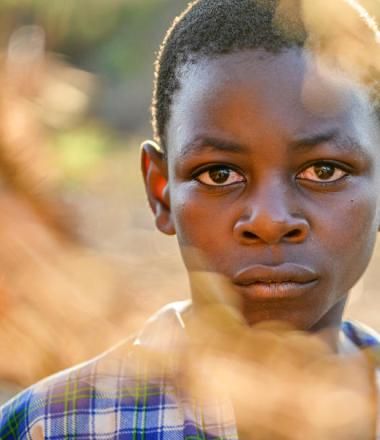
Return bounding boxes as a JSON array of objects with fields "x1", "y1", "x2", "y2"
[{"x1": 141, "y1": 140, "x2": 176, "y2": 235}]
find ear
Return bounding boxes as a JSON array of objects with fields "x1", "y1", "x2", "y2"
[{"x1": 141, "y1": 140, "x2": 175, "y2": 235}]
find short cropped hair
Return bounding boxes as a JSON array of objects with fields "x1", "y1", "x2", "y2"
[{"x1": 152, "y1": 0, "x2": 380, "y2": 151}]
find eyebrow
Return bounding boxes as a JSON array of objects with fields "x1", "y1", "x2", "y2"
[
  {"x1": 179, "y1": 136, "x2": 249, "y2": 159},
  {"x1": 179, "y1": 131, "x2": 369, "y2": 160},
  {"x1": 289, "y1": 129, "x2": 368, "y2": 157}
]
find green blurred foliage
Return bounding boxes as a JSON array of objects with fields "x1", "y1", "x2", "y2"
[
  {"x1": 54, "y1": 125, "x2": 113, "y2": 184},
  {"x1": 0, "y1": 0, "x2": 187, "y2": 180},
  {"x1": 0, "y1": 0, "x2": 186, "y2": 77}
]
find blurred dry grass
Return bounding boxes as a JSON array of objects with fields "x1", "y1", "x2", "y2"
[
  {"x1": 0, "y1": 23, "x2": 187, "y2": 395},
  {"x1": 0, "y1": 145, "x2": 188, "y2": 389},
  {"x1": 89, "y1": 273, "x2": 379, "y2": 440},
  {"x1": 180, "y1": 299, "x2": 378, "y2": 440}
]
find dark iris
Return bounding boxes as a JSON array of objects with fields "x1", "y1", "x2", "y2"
[
  {"x1": 314, "y1": 163, "x2": 335, "y2": 180},
  {"x1": 209, "y1": 167, "x2": 231, "y2": 184}
]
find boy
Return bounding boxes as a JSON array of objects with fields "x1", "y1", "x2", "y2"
[{"x1": 1, "y1": 0, "x2": 380, "y2": 438}]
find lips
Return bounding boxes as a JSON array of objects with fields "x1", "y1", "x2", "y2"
[{"x1": 233, "y1": 263, "x2": 319, "y2": 299}]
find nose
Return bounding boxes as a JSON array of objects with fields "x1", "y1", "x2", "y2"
[{"x1": 233, "y1": 183, "x2": 310, "y2": 245}]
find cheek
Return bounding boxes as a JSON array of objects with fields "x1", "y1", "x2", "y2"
[
  {"x1": 317, "y1": 194, "x2": 378, "y2": 289},
  {"x1": 173, "y1": 194, "x2": 222, "y2": 244},
  {"x1": 170, "y1": 187, "x2": 232, "y2": 264}
]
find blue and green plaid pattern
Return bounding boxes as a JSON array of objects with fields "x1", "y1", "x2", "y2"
[{"x1": 0, "y1": 302, "x2": 379, "y2": 439}]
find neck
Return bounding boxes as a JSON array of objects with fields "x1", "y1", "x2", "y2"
[{"x1": 310, "y1": 297, "x2": 348, "y2": 352}]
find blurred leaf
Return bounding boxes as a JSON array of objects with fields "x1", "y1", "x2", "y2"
[{"x1": 54, "y1": 125, "x2": 112, "y2": 183}]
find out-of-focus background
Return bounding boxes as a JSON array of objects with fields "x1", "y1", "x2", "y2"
[{"x1": 0, "y1": 0, "x2": 378, "y2": 403}]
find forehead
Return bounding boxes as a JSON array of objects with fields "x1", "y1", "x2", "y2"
[{"x1": 166, "y1": 49, "x2": 379, "y2": 158}]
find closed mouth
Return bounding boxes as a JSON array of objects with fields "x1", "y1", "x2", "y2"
[
  {"x1": 233, "y1": 263, "x2": 319, "y2": 299},
  {"x1": 243, "y1": 279, "x2": 313, "y2": 285}
]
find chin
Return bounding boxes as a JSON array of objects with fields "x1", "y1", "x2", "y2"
[{"x1": 242, "y1": 308, "x2": 320, "y2": 332}]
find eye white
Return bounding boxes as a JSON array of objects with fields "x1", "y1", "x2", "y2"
[
  {"x1": 297, "y1": 164, "x2": 347, "y2": 182},
  {"x1": 196, "y1": 167, "x2": 245, "y2": 186}
]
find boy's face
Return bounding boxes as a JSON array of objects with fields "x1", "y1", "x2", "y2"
[{"x1": 144, "y1": 48, "x2": 380, "y2": 330}]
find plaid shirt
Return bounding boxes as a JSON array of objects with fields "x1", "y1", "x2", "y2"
[{"x1": 0, "y1": 301, "x2": 379, "y2": 440}]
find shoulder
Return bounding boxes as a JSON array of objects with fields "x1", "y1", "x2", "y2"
[
  {"x1": 341, "y1": 320, "x2": 380, "y2": 348},
  {"x1": 0, "y1": 386, "x2": 36, "y2": 440},
  {"x1": 0, "y1": 301, "x2": 190, "y2": 439},
  {"x1": 0, "y1": 341, "x2": 177, "y2": 439},
  {"x1": 0, "y1": 346, "x2": 125, "y2": 439}
]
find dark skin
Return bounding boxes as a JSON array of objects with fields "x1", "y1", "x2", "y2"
[{"x1": 142, "y1": 48, "x2": 380, "y2": 346}]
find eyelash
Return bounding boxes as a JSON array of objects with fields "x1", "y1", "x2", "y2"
[
  {"x1": 193, "y1": 164, "x2": 245, "y2": 187},
  {"x1": 296, "y1": 161, "x2": 350, "y2": 184},
  {"x1": 193, "y1": 161, "x2": 351, "y2": 188}
]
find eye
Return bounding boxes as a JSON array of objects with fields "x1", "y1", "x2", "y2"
[
  {"x1": 297, "y1": 162, "x2": 349, "y2": 183},
  {"x1": 195, "y1": 165, "x2": 245, "y2": 186}
]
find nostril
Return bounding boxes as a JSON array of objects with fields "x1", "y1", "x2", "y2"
[
  {"x1": 243, "y1": 231, "x2": 259, "y2": 240},
  {"x1": 237, "y1": 220, "x2": 309, "y2": 245},
  {"x1": 285, "y1": 229, "x2": 302, "y2": 239}
]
